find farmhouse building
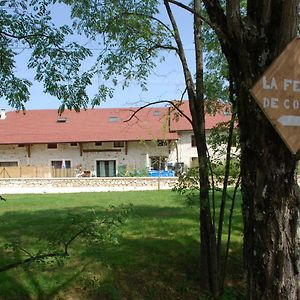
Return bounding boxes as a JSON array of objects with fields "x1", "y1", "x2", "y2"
[{"x1": 0, "y1": 101, "x2": 230, "y2": 177}]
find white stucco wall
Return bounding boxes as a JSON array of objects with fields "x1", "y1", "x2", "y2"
[
  {"x1": 169, "y1": 131, "x2": 198, "y2": 169},
  {"x1": 0, "y1": 141, "x2": 173, "y2": 176},
  {"x1": 168, "y1": 130, "x2": 240, "y2": 170},
  {"x1": 30, "y1": 143, "x2": 83, "y2": 167},
  {"x1": 1, "y1": 130, "x2": 232, "y2": 174}
]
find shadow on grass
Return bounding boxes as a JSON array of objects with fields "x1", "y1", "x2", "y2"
[
  {"x1": 0, "y1": 262, "x2": 85, "y2": 300},
  {"x1": 0, "y1": 196, "x2": 244, "y2": 299}
]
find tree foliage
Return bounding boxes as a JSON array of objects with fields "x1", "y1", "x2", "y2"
[
  {"x1": 1, "y1": 0, "x2": 185, "y2": 110},
  {"x1": 1, "y1": 0, "x2": 94, "y2": 110},
  {"x1": 202, "y1": 21, "x2": 229, "y2": 103},
  {"x1": 0, "y1": 204, "x2": 131, "y2": 273}
]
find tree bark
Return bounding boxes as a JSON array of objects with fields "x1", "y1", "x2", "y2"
[
  {"x1": 203, "y1": 0, "x2": 300, "y2": 298},
  {"x1": 238, "y1": 81, "x2": 300, "y2": 299},
  {"x1": 193, "y1": 1, "x2": 220, "y2": 297}
]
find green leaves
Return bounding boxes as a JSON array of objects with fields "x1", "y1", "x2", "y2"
[
  {"x1": 65, "y1": 0, "x2": 172, "y2": 92},
  {"x1": 1, "y1": 0, "x2": 92, "y2": 109},
  {"x1": 1, "y1": 0, "x2": 175, "y2": 109},
  {"x1": 202, "y1": 10, "x2": 229, "y2": 102},
  {"x1": 0, "y1": 77, "x2": 32, "y2": 110},
  {"x1": 0, "y1": 204, "x2": 132, "y2": 272}
]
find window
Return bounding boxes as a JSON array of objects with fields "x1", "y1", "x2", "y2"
[
  {"x1": 109, "y1": 116, "x2": 119, "y2": 123},
  {"x1": 70, "y1": 143, "x2": 78, "y2": 146},
  {"x1": 96, "y1": 160, "x2": 116, "y2": 177},
  {"x1": 57, "y1": 117, "x2": 67, "y2": 123},
  {"x1": 51, "y1": 160, "x2": 71, "y2": 169},
  {"x1": 191, "y1": 135, "x2": 196, "y2": 147},
  {"x1": 48, "y1": 143, "x2": 58, "y2": 149},
  {"x1": 153, "y1": 110, "x2": 161, "y2": 116},
  {"x1": 95, "y1": 142, "x2": 102, "y2": 146},
  {"x1": 157, "y1": 140, "x2": 167, "y2": 146},
  {"x1": 150, "y1": 156, "x2": 167, "y2": 171},
  {"x1": 114, "y1": 141, "x2": 124, "y2": 148},
  {"x1": 0, "y1": 161, "x2": 18, "y2": 167},
  {"x1": 18, "y1": 144, "x2": 25, "y2": 147}
]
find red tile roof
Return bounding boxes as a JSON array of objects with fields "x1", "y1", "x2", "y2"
[
  {"x1": 0, "y1": 101, "x2": 230, "y2": 145},
  {"x1": 0, "y1": 107, "x2": 177, "y2": 144},
  {"x1": 169, "y1": 101, "x2": 231, "y2": 131}
]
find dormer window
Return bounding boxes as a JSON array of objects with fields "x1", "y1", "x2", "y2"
[
  {"x1": 109, "y1": 116, "x2": 119, "y2": 123},
  {"x1": 153, "y1": 110, "x2": 161, "y2": 116},
  {"x1": 57, "y1": 117, "x2": 67, "y2": 123}
]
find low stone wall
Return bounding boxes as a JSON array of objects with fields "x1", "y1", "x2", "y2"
[{"x1": 0, "y1": 177, "x2": 178, "y2": 194}]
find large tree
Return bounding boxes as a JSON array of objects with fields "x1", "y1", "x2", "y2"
[
  {"x1": 0, "y1": 0, "x2": 107, "y2": 110},
  {"x1": 201, "y1": 0, "x2": 300, "y2": 298}
]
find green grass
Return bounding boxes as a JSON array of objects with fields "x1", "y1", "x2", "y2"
[{"x1": 0, "y1": 190, "x2": 244, "y2": 299}]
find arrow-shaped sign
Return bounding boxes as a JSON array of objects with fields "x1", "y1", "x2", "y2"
[{"x1": 277, "y1": 115, "x2": 300, "y2": 127}]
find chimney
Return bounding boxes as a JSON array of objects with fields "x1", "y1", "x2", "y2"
[{"x1": 0, "y1": 109, "x2": 6, "y2": 120}]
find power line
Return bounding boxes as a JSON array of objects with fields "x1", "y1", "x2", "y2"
[{"x1": 8, "y1": 46, "x2": 195, "y2": 51}]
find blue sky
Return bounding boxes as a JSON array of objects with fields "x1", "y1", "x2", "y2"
[{"x1": 3, "y1": 2, "x2": 195, "y2": 111}]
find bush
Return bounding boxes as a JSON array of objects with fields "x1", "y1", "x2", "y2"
[{"x1": 173, "y1": 157, "x2": 240, "y2": 205}]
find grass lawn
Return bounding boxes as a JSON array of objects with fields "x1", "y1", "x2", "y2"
[{"x1": 0, "y1": 190, "x2": 244, "y2": 299}]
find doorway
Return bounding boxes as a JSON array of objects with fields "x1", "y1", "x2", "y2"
[{"x1": 96, "y1": 160, "x2": 116, "y2": 177}]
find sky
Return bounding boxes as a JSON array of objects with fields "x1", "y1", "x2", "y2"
[{"x1": 3, "y1": 2, "x2": 195, "y2": 111}]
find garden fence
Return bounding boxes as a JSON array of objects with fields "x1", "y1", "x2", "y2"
[{"x1": 0, "y1": 166, "x2": 77, "y2": 178}]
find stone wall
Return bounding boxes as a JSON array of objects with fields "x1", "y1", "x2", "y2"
[{"x1": 0, "y1": 177, "x2": 178, "y2": 194}]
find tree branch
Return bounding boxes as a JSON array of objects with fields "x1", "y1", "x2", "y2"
[
  {"x1": 222, "y1": 173, "x2": 241, "y2": 289},
  {"x1": 0, "y1": 30, "x2": 72, "y2": 56},
  {"x1": 207, "y1": 150, "x2": 216, "y2": 231},
  {"x1": 167, "y1": 0, "x2": 229, "y2": 43},
  {"x1": 146, "y1": 43, "x2": 178, "y2": 55},
  {"x1": 164, "y1": 0, "x2": 196, "y2": 100},
  {"x1": 123, "y1": 12, "x2": 175, "y2": 39},
  {"x1": 63, "y1": 225, "x2": 90, "y2": 255},
  {"x1": 0, "y1": 221, "x2": 96, "y2": 273},
  {"x1": 1, "y1": 31, "x2": 49, "y2": 41},
  {"x1": 180, "y1": 87, "x2": 187, "y2": 101},
  {"x1": 18, "y1": 246, "x2": 34, "y2": 258},
  {"x1": 202, "y1": 0, "x2": 231, "y2": 43},
  {"x1": 62, "y1": 218, "x2": 107, "y2": 255},
  {"x1": 123, "y1": 100, "x2": 193, "y2": 125},
  {"x1": 0, "y1": 251, "x2": 68, "y2": 273},
  {"x1": 226, "y1": 0, "x2": 242, "y2": 38}
]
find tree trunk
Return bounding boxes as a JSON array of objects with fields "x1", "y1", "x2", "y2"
[
  {"x1": 165, "y1": 0, "x2": 221, "y2": 296},
  {"x1": 238, "y1": 82, "x2": 300, "y2": 299},
  {"x1": 193, "y1": 0, "x2": 220, "y2": 297},
  {"x1": 202, "y1": 0, "x2": 300, "y2": 298}
]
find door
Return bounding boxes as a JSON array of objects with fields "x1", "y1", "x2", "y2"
[{"x1": 96, "y1": 160, "x2": 116, "y2": 177}]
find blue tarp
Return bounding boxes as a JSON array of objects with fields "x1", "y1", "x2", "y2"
[{"x1": 147, "y1": 170, "x2": 175, "y2": 177}]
